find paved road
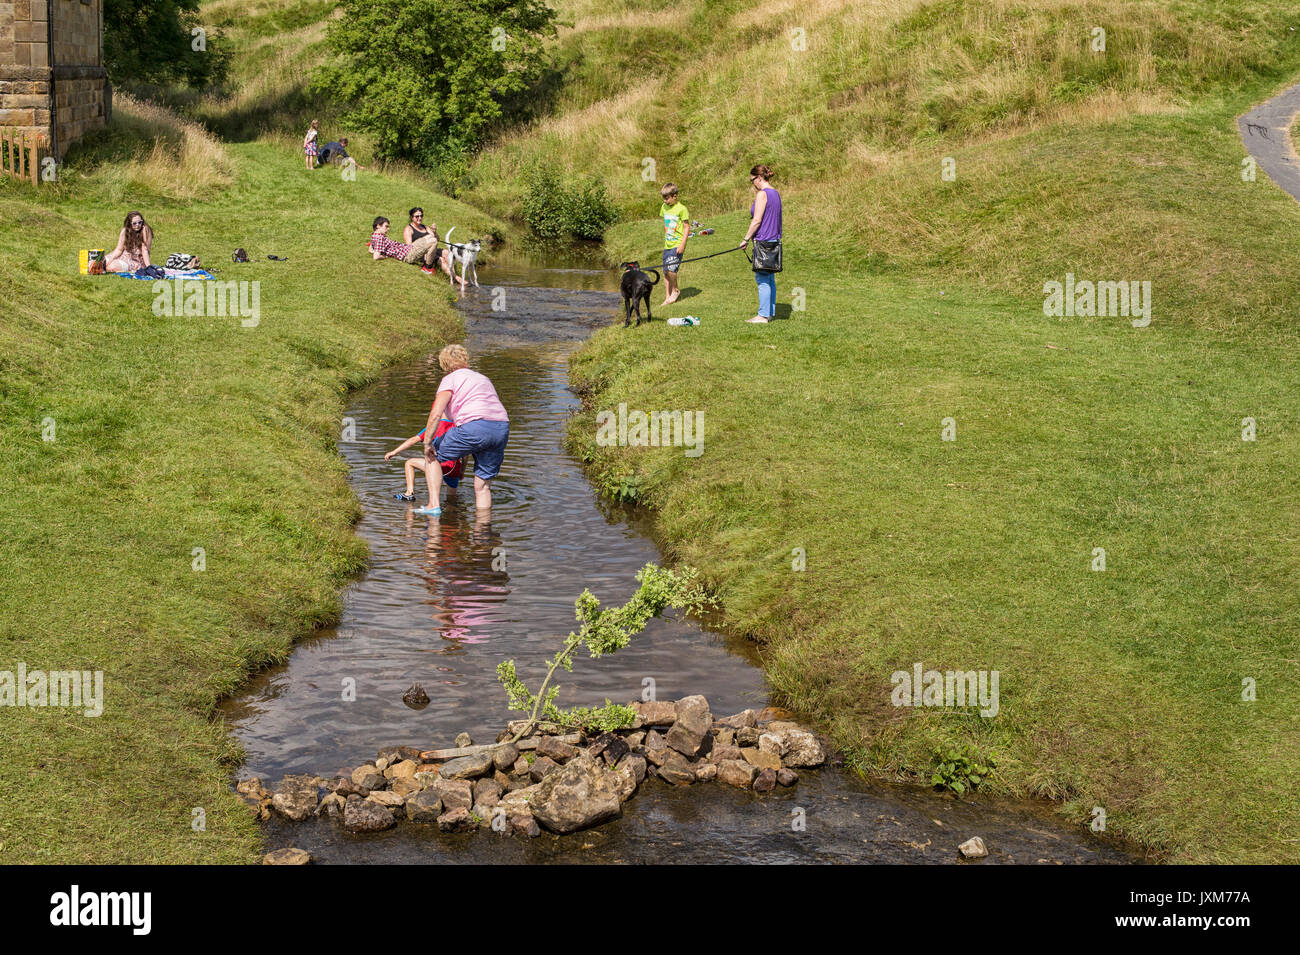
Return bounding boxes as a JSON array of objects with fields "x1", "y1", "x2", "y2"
[{"x1": 1239, "y1": 81, "x2": 1300, "y2": 201}]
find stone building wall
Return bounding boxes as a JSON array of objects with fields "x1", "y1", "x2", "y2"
[
  {"x1": 0, "y1": 0, "x2": 109, "y2": 159},
  {"x1": 51, "y1": 0, "x2": 99, "y2": 65}
]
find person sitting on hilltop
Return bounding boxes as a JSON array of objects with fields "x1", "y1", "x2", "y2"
[
  {"x1": 368, "y1": 216, "x2": 441, "y2": 271},
  {"x1": 103, "y1": 211, "x2": 153, "y2": 274}
]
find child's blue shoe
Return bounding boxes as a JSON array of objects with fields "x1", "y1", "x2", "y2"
[
  {"x1": 394, "y1": 492, "x2": 416, "y2": 502},
  {"x1": 413, "y1": 505, "x2": 442, "y2": 516}
]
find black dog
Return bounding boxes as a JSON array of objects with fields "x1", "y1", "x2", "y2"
[{"x1": 619, "y1": 261, "x2": 660, "y2": 327}]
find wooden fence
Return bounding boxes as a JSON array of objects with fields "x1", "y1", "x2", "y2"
[{"x1": 1, "y1": 129, "x2": 47, "y2": 185}]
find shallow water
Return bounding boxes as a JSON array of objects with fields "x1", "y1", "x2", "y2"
[{"x1": 222, "y1": 243, "x2": 1135, "y2": 864}]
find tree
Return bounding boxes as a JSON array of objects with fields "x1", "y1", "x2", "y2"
[
  {"x1": 315, "y1": 0, "x2": 558, "y2": 166},
  {"x1": 104, "y1": 0, "x2": 228, "y2": 89}
]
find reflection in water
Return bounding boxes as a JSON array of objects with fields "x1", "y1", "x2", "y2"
[
  {"x1": 419, "y1": 514, "x2": 508, "y2": 646},
  {"x1": 222, "y1": 245, "x2": 1134, "y2": 864}
]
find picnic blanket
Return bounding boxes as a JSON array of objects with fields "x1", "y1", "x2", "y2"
[{"x1": 116, "y1": 268, "x2": 217, "y2": 280}]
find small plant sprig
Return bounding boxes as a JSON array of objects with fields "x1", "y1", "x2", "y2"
[
  {"x1": 931, "y1": 746, "x2": 995, "y2": 794},
  {"x1": 497, "y1": 563, "x2": 710, "y2": 741}
]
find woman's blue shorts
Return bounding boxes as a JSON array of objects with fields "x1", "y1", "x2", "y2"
[{"x1": 435, "y1": 418, "x2": 509, "y2": 479}]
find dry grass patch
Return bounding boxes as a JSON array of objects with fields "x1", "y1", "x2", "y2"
[{"x1": 74, "y1": 94, "x2": 234, "y2": 200}]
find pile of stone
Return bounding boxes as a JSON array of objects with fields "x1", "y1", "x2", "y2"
[{"x1": 238, "y1": 696, "x2": 828, "y2": 838}]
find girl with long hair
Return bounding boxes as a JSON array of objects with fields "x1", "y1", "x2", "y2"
[{"x1": 104, "y1": 211, "x2": 153, "y2": 274}]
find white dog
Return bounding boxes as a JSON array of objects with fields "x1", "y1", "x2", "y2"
[{"x1": 443, "y1": 228, "x2": 482, "y2": 288}]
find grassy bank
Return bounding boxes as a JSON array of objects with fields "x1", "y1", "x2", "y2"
[
  {"x1": 570, "y1": 209, "x2": 1299, "y2": 863},
  {"x1": 0, "y1": 101, "x2": 498, "y2": 862},
  {"x1": 564, "y1": 72, "x2": 1300, "y2": 859},
  {"x1": 462, "y1": 0, "x2": 1300, "y2": 863},
  {"x1": 151, "y1": 0, "x2": 343, "y2": 143},
  {"x1": 171, "y1": 0, "x2": 1300, "y2": 861},
  {"x1": 6, "y1": 0, "x2": 1297, "y2": 865},
  {"x1": 466, "y1": 2, "x2": 1300, "y2": 217}
]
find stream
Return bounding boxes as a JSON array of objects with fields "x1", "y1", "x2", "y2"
[{"x1": 222, "y1": 241, "x2": 1135, "y2": 864}]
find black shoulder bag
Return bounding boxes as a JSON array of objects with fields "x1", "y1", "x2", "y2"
[{"x1": 751, "y1": 239, "x2": 783, "y2": 273}]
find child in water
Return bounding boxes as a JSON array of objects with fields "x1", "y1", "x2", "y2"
[{"x1": 385, "y1": 420, "x2": 464, "y2": 506}]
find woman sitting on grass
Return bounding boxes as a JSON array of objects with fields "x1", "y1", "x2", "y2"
[
  {"x1": 415, "y1": 344, "x2": 509, "y2": 518},
  {"x1": 403, "y1": 207, "x2": 461, "y2": 287},
  {"x1": 103, "y1": 211, "x2": 153, "y2": 274}
]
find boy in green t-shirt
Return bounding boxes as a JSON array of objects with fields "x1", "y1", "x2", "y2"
[{"x1": 659, "y1": 183, "x2": 690, "y2": 306}]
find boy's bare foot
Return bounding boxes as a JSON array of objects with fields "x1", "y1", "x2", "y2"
[{"x1": 665, "y1": 290, "x2": 680, "y2": 305}]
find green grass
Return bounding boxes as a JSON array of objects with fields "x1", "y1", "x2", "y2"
[
  {"x1": 128, "y1": 0, "x2": 343, "y2": 146},
  {"x1": 575, "y1": 229, "x2": 1299, "y2": 863},
  {"x1": 518, "y1": 0, "x2": 1300, "y2": 863},
  {"x1": 0, "y1": 109, "x2": 499, "y2": 862},
  {"x1": 569, "y1": 173, "x2": 1300, "y2": 862},
  {"x1": 4, "y1": 0, "x2": 1297, "y2": 864},
  {"x1": 465, "y1": 0, "x2": 1300, "y2": 218}
]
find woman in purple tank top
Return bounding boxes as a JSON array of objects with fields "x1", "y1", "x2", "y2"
[{"x1": 738, "y1": 164, "x2": 782, "y2": 323}]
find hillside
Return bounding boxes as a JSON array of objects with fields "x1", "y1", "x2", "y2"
[
  {"x1": 5, "y1": 0, "x2": 1294, "y2": 862},
  {"x1": 543, "y1": 1, "x2": 1300, "y2": 862},
  {"x1": 493, "y1": 0, "x2": 1300, "y2": 860},
  {"x1": 184, "y1": 0, "x2": 1300, "y2": 330},
  {"x1": 0, "y1": 97, "x2": 499, "y2": 862}
]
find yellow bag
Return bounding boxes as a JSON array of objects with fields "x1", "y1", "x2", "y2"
[{"x1": 80, "y1": 250, "x2": 104, "y2": 275}]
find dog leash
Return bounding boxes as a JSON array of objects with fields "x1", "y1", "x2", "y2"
[
  {"x1": 439, "y1": 227, "x2": 479, "y2": 253},
  {"x1": 623, "y1": 246, "x2": 744, "y2": 269},
  {"x1": 680, "y1": 247, "x2": 745, "y2": 265}
]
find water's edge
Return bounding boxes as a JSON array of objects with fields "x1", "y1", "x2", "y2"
[{"x1": 224, "y1": 240, "x2": 1139, "y2": 864}]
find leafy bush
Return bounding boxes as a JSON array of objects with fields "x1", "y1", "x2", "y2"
[
  {"x1": 520, "y1": 162, "x2": 566, "y2": 238},
  {"x1": 428, "y1": 138, "x2": 477, "y2": 198},
  {"x1": 603, "y1": 472, "x2": 643, "y2": 504},
  {"x1": 521, "y1": 163, "x2": 618, "y2": 240},
  {"x1": 567, "y1": 178, "x2": 619, "y2": 239},
  {"x1": 105, "y1": 0, "x2": 229, "y2": 89},
  {"x1": 315, "y1": 0, "x2": 557, "y2": 165},
  {"x1": 558, "y1": 701, "x2": 640, "y2": 735}
]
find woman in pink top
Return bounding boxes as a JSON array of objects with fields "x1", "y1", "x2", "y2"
[{"x1": 417, "y1": 344, "x2": 510, "y2": 517}]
